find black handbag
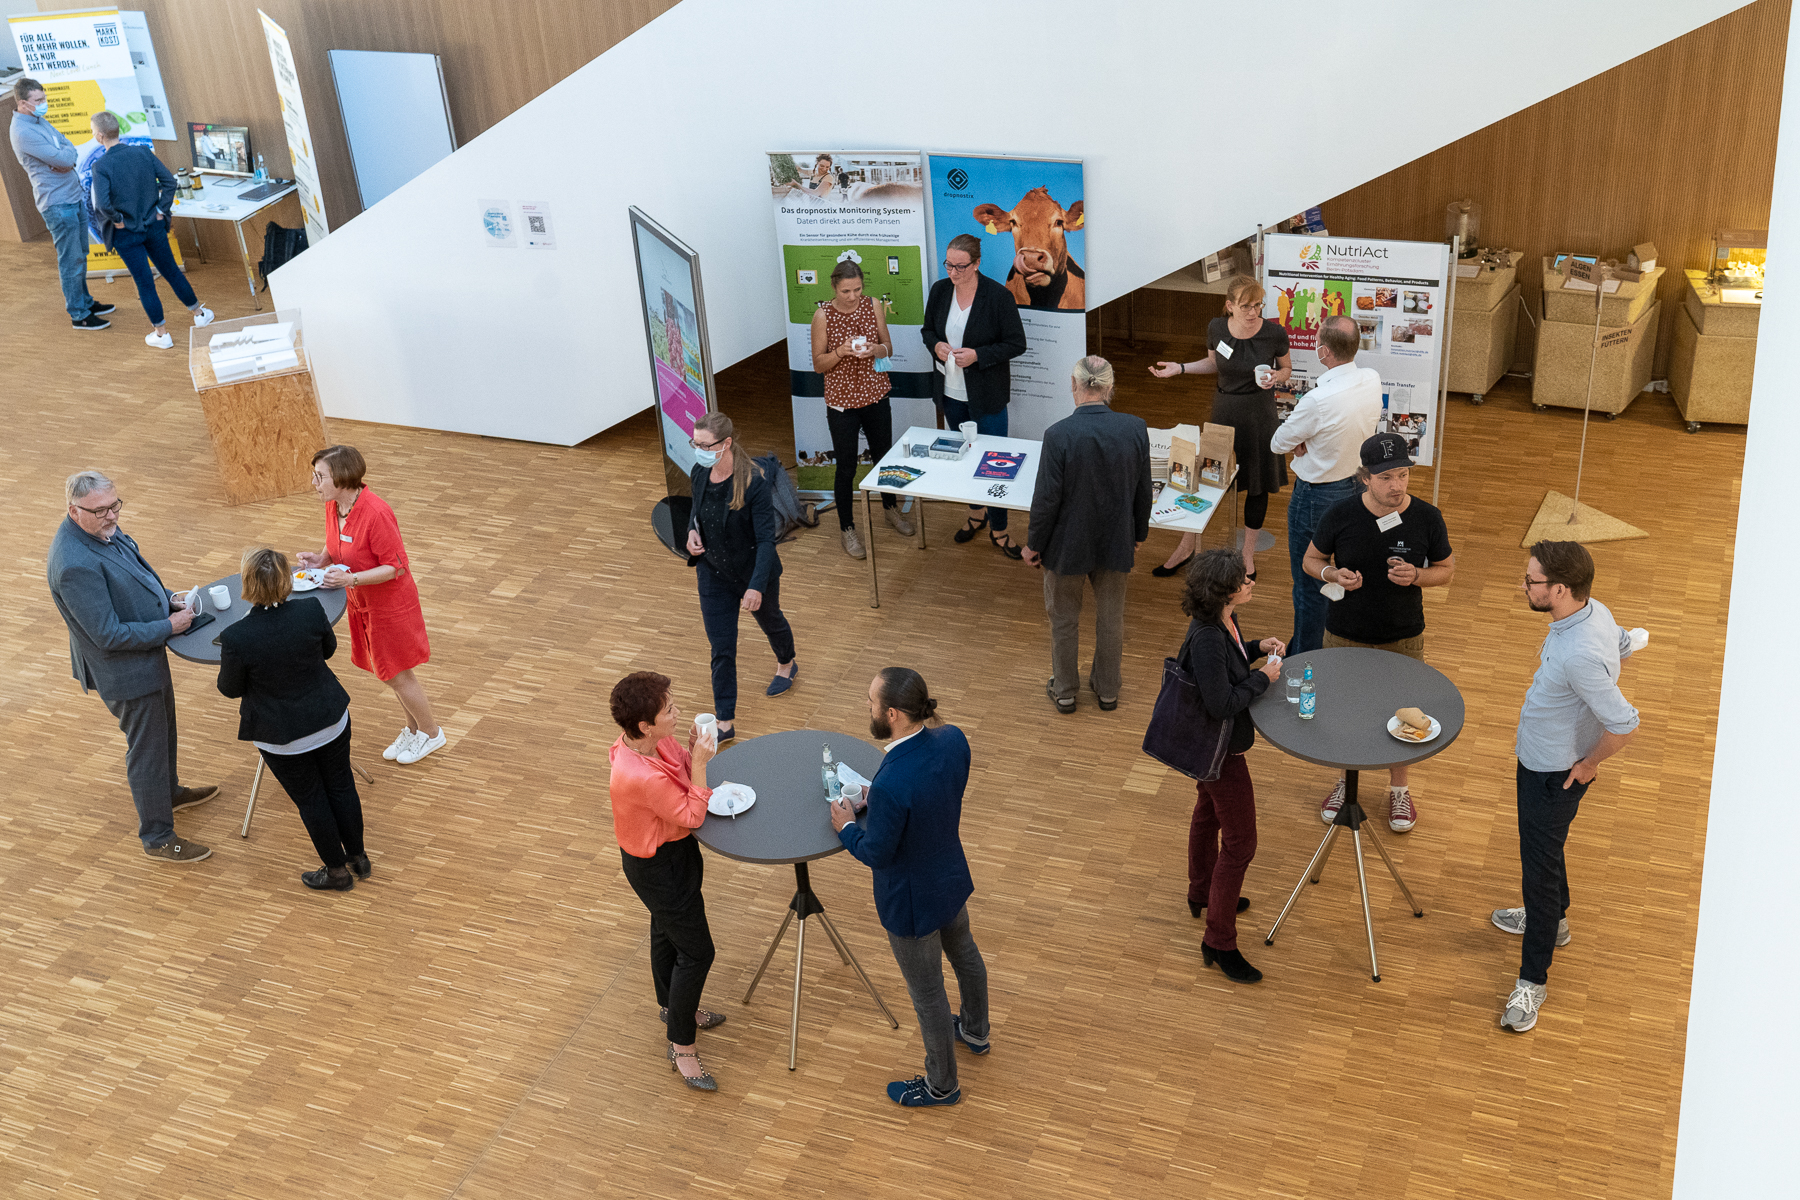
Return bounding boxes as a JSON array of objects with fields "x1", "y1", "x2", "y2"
[{"x1": 1142, "y1": 628, "x2": 1233, "y2": 782}]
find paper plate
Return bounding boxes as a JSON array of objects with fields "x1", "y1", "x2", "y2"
[
  {"x1": 708, "y1": 782, "x2": 756, "y2": 817},
  {"x1": 291, "y1": 570, "x2": 323, "y2": 592},
  {"x1": 1386, "y1": 715, "x2": 1442, "y2": 744}
]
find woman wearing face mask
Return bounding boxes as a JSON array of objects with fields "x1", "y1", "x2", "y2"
[
  {"x1": 811, "y1": 259, "x2": 910, "y2": 559},
  {"x1": 685, "y1": 412, "x2": 799, "y2": 743},
  {"x1": 1149, "y1": 275, "x2": 1293, "y2": 580}
]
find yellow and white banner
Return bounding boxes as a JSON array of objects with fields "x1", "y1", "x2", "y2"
[{"x1": 258, "y1": 10, "x2": 329, "y2": 245}]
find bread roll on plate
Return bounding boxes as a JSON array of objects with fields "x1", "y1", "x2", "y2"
[{"x1": 1394, "y1": 707, "x2": 1432, "y2": 739}]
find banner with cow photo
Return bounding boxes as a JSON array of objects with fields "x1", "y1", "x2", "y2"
[
  {"x1": 768, "y1": 150, "x2": 935, "y2": 499},
  {"x1": 1262, "y1": 232, "x2": 1451, "y2": 467},
  {"x1": 925, "y1": 153, "x2": 1085, "y2": 440}
]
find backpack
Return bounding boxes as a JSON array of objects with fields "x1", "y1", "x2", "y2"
[
  {"x1": 753, "y1": 454, "x2": 819, "y2": 541},
  {"x1": 257, "y1": 221, "x2": 309, "y2": 291}
]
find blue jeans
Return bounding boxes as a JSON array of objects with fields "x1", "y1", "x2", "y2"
[
  {"x1": 940, "y1": 397, "x2": 1009, "y2": 531},
  {"x1": 112, "y1": 219, "x2": 197, "y2": 326},
  {"x1": 1286, "y1": 476, "x2": 1360, "y2": 654},
  {"x1": 42, "y1": 202, "x2": 95, "y2": 320},
  {"x1": 1515, "y1": 761, "x2": 1591, "y2": 985}
]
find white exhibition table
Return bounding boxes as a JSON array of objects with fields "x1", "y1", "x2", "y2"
[
  {"x1": 856, "y1": 424, "x2": 1235, "y2": 608},
  {"x1": 167, "y1": 176, "x2": 299, "y2": 311}
]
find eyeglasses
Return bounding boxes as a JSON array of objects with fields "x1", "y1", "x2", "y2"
[
  {"x1": 310, "y1": 471, "x2": 332, "y2": 483},
  {"x1": 942, "y1": 260, "x2": 975, "y2": 273},
  {"x1": 690, "y1": 438, "x2": 724, "y2": 451},
  {"x1": 73, "y1": 497, "x2": 124, "y2": 517},
  {"x1": 1522, "y1": 576, "x2": 1551, "y2": 589}
]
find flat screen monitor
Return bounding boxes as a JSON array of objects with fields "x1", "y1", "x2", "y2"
[{"x1": 189, "y1": 123, "x2": 251, "y2": 173}]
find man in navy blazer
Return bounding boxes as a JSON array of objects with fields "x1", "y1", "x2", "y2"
[
  {"x1": 831, "y1": 667, "x2": 990, "y2": 1107},
  {"x1": 46, "y1": 471, "x2": 216, "y2": 862}
]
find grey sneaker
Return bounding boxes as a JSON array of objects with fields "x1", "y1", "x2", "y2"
[
  {"x1": 1501, "y1": 979, "x2": 1547, "y2": 1032},
  {"x1": 883, "y1": 506, "x2": 916, "y2": 537},
  {"x1": 841, "y1": 526, "x2": 866, "y2": 559},
  {"x1": 1491, "y1": 907, "x2": 1571, "y2": 947},
  {"x1": 145, "y1": 838, "x2": 212, "y2": 863}
]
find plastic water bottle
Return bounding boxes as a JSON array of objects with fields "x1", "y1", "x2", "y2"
[
  {"x1": 254, "y1": 153, "x2": 267, "y2": 182},
  {"x1": 1298, "y1": 662, "x2": 1317, "y2": 720},
  {"x1": 821, "y1": 744, "x2": 841, "y2": 800}
]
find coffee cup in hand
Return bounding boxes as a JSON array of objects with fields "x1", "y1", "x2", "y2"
[
  {"x1": 1254, "y1": 364, "x2": 1274, "y2": 388},
  {"x1": 694, "y1": 713, "x2": 717, "y2": 745},
  {"x1": 851, "y1": 335, "x2": 867, "y2": 353},
  {"x1": 840, "y1": 782, "x2": 864, "y2": 810}
]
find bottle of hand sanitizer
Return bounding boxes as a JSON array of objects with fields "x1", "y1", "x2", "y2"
[
  {"x1": 821, "y1": 744, "x2": 841, "y2": 800},
  {"x1": 254, "y1": 153, "x2": 267, "y2": 182}
]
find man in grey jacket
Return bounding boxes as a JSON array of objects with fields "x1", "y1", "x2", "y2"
[
  {"x1": 1023, "y1": 356, "x2": 1153, "y2": 713},
  {"x1": 8, "y1": 78, "x2": 113, "y2": 330},
  {"x1": 47, "y1": 471, "x2": 217, "y2": 862}
]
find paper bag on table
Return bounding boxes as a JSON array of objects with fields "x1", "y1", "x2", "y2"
[
  {"x1": 1196, "y1": 422, "x2": 1236, "y2": 488},
  {"x1": 1167, "y1": 423, "x2": 1200, "y2": 492}
]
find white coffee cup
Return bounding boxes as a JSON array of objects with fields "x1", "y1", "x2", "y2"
[
  {"x1": 959, "y1": 420, "x2": 978, "y2": 444},
  {"x1": 1254, "y1": 364, "x2": 1275, "y2": 388},
  {"x1": 694, "y1": 713, "x2": 717, "y2": 744},
  {"x1": 840, "y1": 782, "x2": 864, "y2": 808},
  {"x1": 209, "y1": 584, "x2": 232, "y2": 611},
  {"x1": 851, "y1": 335, "x2": 867, "y2": 353}
]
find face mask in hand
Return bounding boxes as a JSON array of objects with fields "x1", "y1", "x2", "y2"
[{"x1": 693, "y1": 447, "x2": 720, "y2": 468}]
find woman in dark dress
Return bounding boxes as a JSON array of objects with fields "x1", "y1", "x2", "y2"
[
  {"x1": 685, "y1": 412, "x2": 798, "y2": 742},
  {"x1": 1179, "y1": 549, "x2": 1284, "y2": 982},
  {"x1": 1149, "y1": 275, "x2": 1293, "y2": 579}
]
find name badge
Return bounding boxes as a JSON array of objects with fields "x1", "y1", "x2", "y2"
[
  {"x1": 340, "y1": 534, "x2": 354, "y2": 543},
  {"x1": 1375, "y1": 511, "x2": 1402, "y2": 532},
  {"x1": 1214, "y1": 341, "x2": 1234, "y2": 359}
]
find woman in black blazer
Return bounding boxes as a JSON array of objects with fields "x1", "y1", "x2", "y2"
[
  {"x1": 685, "y1": 412, "x2": 798, "y2": 743},
  {"x1": 1180, "y1": 549, "x2": 1284, "y2": 983},
  {"x1": 920, "y1": 233, "x2": 1029, "y2": 557},
  {"x1": 217, "y1": 547, "x2": 368, "y2": 892}
]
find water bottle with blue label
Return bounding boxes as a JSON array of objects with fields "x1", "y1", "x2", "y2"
[
  {"x1": 821, "y1": 744, "x2": 841, "y2": 800},
  {"x1": 1298, "y1": 662, "x2": 1317, "y2": 720}
]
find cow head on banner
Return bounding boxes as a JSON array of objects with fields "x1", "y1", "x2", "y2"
[{"x1": 971, "y1": 187, "x2": 1085, "y2": 310}]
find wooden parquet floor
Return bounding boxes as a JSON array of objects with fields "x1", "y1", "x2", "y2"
[{"x1": 0, "y1": 238, "x2": 1740, "y2": 1199}]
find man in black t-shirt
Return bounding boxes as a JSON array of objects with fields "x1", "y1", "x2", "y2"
[{"x1": 1301, "y1": 433, "x2": 1456, "y2": 833}]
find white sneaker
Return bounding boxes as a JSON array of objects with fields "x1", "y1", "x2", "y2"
[
  {"x1": 145, "y1": 330, "x2": 173, "y2": 349},
  {"x1": 192, "y1": 306, "x2": 215, "y2": 327},
  {"x1": 1501, "y1": 979, "x2": 1547, "y2": 1032},
  {"x1": 382, "y1": 727, "x2": 418, "y2": 761},
  {"x1": 397, "y1": 727, "x2": 446, "y2": 764},
  {"x1": 1490, "y1": 907, "x2": 1571, "y2": 946}
]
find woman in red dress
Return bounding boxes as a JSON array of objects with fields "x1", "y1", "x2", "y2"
[{"x1": 296, "y1": 446, "x2": 446, "y2": 765}]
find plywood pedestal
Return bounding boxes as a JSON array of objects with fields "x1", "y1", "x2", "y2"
[{"x1": 190, "y1": 341, "x2": 329, "y2": 505}]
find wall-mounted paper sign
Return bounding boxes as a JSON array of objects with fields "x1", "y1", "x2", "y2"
[
  {"x1": 479, "y1": 198, "x2": 515, "y2": 248},
  {"x1": 519, "y1": 200, "x2": 555, "y2": 249}
]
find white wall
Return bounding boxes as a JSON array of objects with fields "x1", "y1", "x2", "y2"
[
  {"x1": 269, "y1": 0, "x2": 1754, "y2": 445},
  {"x1": 1673, "y1": 2, "x2": 1800, "y2": 1193}
]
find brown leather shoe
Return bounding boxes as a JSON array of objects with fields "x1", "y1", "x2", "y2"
[
  {"x1": 145, "y1": 838, "x2": 212, "y2": 863},
  {"x1": 172, "y1": 785, "x2": 218, "y2": 812},
  {"x1": 883, "y1": 506, "x2": 916, "y2": 537}
]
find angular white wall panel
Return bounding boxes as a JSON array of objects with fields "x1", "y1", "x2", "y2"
[{"x1": 269, "y1": 0, "x2": 1756, "y2": 446}]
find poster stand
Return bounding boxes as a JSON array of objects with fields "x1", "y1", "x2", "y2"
[{"x1": 1431, "y1": 235, "x2": 1460, "y2": 506}]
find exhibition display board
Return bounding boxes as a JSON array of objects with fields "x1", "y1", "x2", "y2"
[
  {"x1": 630, "y1": 207, "x2": 716, "y2": 479},
  {"x1": 926, "y1": 153, "x2": 1084, "y2": 440},
  {"x1": 769, "y1": 150, "x2": 934, "y2": 497},
  {"x1": 1263, "y1": 233, "x2": 1450, "y2": 467},
  {"x1": 257, "y1": 9, "x2": 329, "y2": 245}
]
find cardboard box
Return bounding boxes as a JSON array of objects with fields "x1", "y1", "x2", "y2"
[
  {"x1": 1681, "y1": 269, "x2": 1761, "y2": 338},
  {"x1": 1531, "y1": 300, "x2": 1659, "y2": 414},
  {"x1": 1669, "y1": 303, "x2": 1754, "y2": 427},
  {"x1": 1447, "y1": 283, "x2": 1520, "y2": 395},
  {"x1": 1453, "y1": 250, "x2": 1521, "y2": 312},
  {"x1": 1540, "y1": 257, "x2": 1665, "y2": 326}
]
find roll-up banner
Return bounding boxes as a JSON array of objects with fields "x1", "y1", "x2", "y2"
[
  {"x1": 768, "y1": 151, "x2": 933, "y2": 498},
  {"x1": 1262, "y1": 233, "x2": 1449, "y2": 466},
  {"x1": 258, "y1": 9, "x2": 329, "y2": 245},
  {"x1": 925, "y1": 153, "x2": 1084, "y2": 439},
  {"x1": 629, "y1": 207, "x2": 716, "y2": 480}
]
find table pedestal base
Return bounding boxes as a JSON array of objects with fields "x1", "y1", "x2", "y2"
[
  {"x1": 742, "y1": 861, "x2": 898, "y2": 1070},
  {"x1": 1263, "y1": 769, "x2": 1423, "y2": 981}
]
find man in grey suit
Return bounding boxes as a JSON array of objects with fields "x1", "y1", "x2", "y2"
[
  {"x1": 47, "y1": 471, "x2": 217, "y2": 862},
  {"x1": 1023, "y1": 357, "x2": 1153, "y2": 714}
]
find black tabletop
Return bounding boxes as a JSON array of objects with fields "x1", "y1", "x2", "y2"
[
  {"x1": 1249, "y1": 647, "x2": 1465, "y2": 772},
  {"x1": 166, "y1": 572, "x2": 348, "y2": 665},
  {"x1": 698, "y1": 729, "x2": 885, "y2": 866}
]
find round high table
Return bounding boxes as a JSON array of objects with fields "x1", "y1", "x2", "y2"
[
  {"x1": 165, "y1": 572, "x2": 357, "y2": 838},
  {"x1": 1249, "y1": 647, "x2": 1465, "y2": 981},
  {"x1": 699, "y1": 729, "x2": 898, "y2": 1070}
]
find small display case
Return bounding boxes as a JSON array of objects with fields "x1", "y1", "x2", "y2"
[{"x1": 1709, "y1": 229, "x2": 1767, "y2": 293}]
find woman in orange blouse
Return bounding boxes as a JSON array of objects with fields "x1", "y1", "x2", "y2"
[
  {"x1": 609, "y1": 670, "x2": 724, "y2": 1090},
  {"x1": 297, "y1": 446, "x2": 446, "y2": 766}
]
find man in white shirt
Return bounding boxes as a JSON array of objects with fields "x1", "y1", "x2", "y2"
[{"x1": 1270, "y1": 315, "x2": 1382, "y2": 653}]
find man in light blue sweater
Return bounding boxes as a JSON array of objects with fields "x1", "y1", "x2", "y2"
[{"x1": 8, "y1": 78, "x2": 113, "y2": 329}]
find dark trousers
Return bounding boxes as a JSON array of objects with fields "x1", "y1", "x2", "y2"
[
  {"x1": 886, "y1": 904, "x2": 989, "y2": 1096},
  {"x1": 939, "y1": 397, "x2": 1010, "y2": 531},
  {"x1": 260, "y1": 722, "x2": 365, "y2": 869},
  {"x1": 112, "y1": 219, "x2": 197, "y2": 326},
  {"x1": 101, "y1": 685, "x2": 179, "y2": 848},
  {"x1": 1516, "y1": 761, "x2": 1589, "y2": 985},
  {"x1": 695, "y1": 561, "x2": 797, "y2": 723},
  {"x1": 619, "y1": 836, "x2": 716, "y2": 1045},
  {"x1": 826, "y1": 399, "x2": 896, "y2": 528},
  {"x1": 1286, "y1": 476, "x2": 1359, "y2": 654},
  {"x1": 1189, "y1": 753, "x2": 1258, "y2": 951}
]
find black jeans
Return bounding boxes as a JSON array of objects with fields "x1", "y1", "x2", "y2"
[
  {"x1": 260, "y1": 720, "x2": 364, "y2": 868},
  {"x1": 827, "y1": 399, "x2": 896, "y2": 529},
  {"x1": 619, "y1": 836, "x2": 716, "y2": 1045},
  {"x1": 1515, "y1": 760, "x2": 1590, "y2": 985},
  {"x1": 695, "y1": 561, "x2": 796, "y2": 722}
]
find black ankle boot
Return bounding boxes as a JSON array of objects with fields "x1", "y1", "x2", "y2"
[
  {"x1": 302, "y1": 866, "x2": 354, "y2": 891},
  {"x1": 1202, "y1": 943, "x2": 1263, "y2": 983}
]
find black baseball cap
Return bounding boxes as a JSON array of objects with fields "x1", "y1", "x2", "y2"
[{"x1": 1360, "y1": 432, "x2": 1413, "y2": 474}]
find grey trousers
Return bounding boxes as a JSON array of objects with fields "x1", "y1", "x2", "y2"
[
  {"x1": 101, "y1": 686, "x2": 179, "y2": 848},
  {"x1": 886, "y1": 904, "x2": 990, "y2": 1095},
  {"x1": 1044, "y1": 568, "x2": 1130, "y2": 702}
]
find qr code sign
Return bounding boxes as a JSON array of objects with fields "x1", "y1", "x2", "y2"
[{"x1": 527, "y1": 216, "x2": 546, "y2": 234}]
